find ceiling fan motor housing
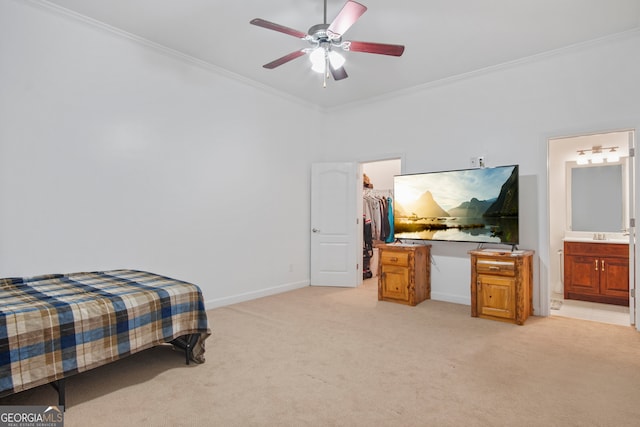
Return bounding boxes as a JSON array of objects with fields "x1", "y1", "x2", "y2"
[{"x1": 308, "y1": 23, "x2": 342, "y2": 46}]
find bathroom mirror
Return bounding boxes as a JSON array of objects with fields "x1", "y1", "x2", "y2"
[{"x1": 567, "y1": 163, "x2": 624, "y2": 232}]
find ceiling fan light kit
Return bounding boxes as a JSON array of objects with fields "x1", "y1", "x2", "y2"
[
  {"x1": 309, "y1": 48, "x2": 345, "y2": 74},
  {"x1": 250, "y1": 0, "x2": 405, "y2": 86}
]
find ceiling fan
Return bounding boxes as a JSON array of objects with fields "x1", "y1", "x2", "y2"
[{"x1": 250, "y1": 0, "x2": 405, "y2": 85}]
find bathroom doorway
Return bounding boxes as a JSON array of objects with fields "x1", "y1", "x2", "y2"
[{"x1": 548, "y1": 129, "x2": 636, "y2": 326}]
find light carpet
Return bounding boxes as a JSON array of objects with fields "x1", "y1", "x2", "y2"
[{"x1": 2, "y1": 281, "x2": 640, "y2": 426}]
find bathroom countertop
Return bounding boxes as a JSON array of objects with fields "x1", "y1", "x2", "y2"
[{"x1": 563, "y1": 237, "x2": 629, "y2": 244}]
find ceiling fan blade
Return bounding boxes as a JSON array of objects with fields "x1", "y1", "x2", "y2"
[
  {"x1": 262, "y1": 50, "x2": 306, "y2": 69},
  {"x1": 250, "y1": 18, "x2": 307, "y2": 39},
  {"x1": 330, "y1": 63, "x2": 348, "y2": 81},
  {"x1": 347, "y1": 41, "x2": 405, "y2": 56},
  {"x1": 327, "y1": 1, "x2": 367, "y2": 37}
]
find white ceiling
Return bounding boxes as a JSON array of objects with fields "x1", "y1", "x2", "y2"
[{"x1": 41, "y1": 0, "x2": 640, "y2": 109}]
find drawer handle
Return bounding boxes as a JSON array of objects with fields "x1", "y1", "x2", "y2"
[
  {"x1": 489, "y1": 266, "x2": 500, "y2": 271},
  {"x1": 390, "y1": 257, "x2": 399, "y2": 262}
]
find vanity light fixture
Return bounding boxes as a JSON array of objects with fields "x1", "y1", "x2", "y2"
[
  {"x1": 590, "y1": 147, "x2": 604, "y2": 164},
  {"x1": 576, "y1": 150, "x2": 588, "y2": 165},
  {"x1": 607, "y1": 147, "x2": 620, "y2": 162},
  {"x1": 575, "y1": 145, "x2": 620, "y2": 164}
]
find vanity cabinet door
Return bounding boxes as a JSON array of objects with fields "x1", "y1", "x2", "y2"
[
  {"x1": 564, "y1": 255, "x2": 600, "y2": 297},
  {"x1": 599, "y1": 256, "x2": 629, "y2": 300}
]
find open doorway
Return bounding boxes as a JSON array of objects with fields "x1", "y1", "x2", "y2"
[
  {"x1": 361, "y1": 158, "x2": 401, "y2": 288},
  {"x1": 548, "y1": 130, "x2": 635, "y2": 326}
]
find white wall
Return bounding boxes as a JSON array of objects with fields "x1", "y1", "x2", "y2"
[
  {"x1": 0, "y1": 0, "x2": 319, "y2": 308},
  {"x1": 3, "y1": 0, "x2": 640, "y2": 316},
  {"x1": 322, "y1": 31, "x2": 640, "y2": 312}
]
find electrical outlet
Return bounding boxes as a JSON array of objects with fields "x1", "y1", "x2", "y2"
[{"x1": 471, "y1": 156, "x2": 486, "y2": 168}]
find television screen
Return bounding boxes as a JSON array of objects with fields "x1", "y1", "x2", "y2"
[{"x1": 393, "y1": 165, "x2": 519, "y2": 244}]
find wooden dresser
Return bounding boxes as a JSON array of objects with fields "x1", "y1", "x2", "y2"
[
  {"x1": 564, "y1": 241, "x2": 629, "y2": 306},
  {"x1": 377, "y1": 244, "x2": 431, "y2": 306},
  {"x1": 469, "y1": 249, "x2": 534, "y2": 325}
]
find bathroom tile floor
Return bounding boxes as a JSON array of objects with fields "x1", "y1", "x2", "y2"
[{"x1": 550, "y1": 297, "x2": 630, "y2": 326}]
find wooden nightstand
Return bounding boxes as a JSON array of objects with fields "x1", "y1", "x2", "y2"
[
  {"x1": 377, "y1": 244, "x2": 431, "y2": 306},
  {"x1": 469, "y1": 249, "x2": 534, "y2": 325}
]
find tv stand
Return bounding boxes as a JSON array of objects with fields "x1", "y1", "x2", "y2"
[
  {"x1": 378, "y1": 244, "x2": 431, "y2": 306},
  {"x1": 469, "y1": 249, "x2": 534, "y2": 325}
]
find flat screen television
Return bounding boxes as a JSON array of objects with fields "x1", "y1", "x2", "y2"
[{"x1": 393, "y1": 165, "x2": 519, "y2": 245}]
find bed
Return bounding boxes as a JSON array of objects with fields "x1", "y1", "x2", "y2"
[{"x1": 0, "y1": 269, "x2": 211, "y2": 406}]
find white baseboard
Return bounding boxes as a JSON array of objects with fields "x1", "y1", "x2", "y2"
[
  {"x1": 204, "y1": 280, "x2": 309, "y2": 310},
  {"x1": 204, "y1": 282, "x2": 470, "y2": 310},
  {"x1": 431, "y1": 292, "x2": 470, "y2": 306}
]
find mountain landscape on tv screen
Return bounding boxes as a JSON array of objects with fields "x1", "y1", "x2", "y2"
[
  {"x1": 394, "y1": 166, "x2": 518, "y2": 243},
  {"x1": 448, "y1": 197, "x2": 497, "y2": 218}
]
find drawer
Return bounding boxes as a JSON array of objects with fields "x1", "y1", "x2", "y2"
[
  {"x1": 564, "y1": 241, "x2": 629, "y2": 258},
  {"x1": 380, "y1": 250, "x2": 410, "y2": 267},
  {"x1": 476, "y1": 258, "x2": 515, "y2": 276}
]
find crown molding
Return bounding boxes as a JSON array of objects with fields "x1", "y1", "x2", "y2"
[
  {"x1": 26, "y1": 0, "x2": 323, "y2": 113},
  {"x1": 329, "y1": 28, "x2": 640, "y2": 114},
  {"x1": 23, "y1": 1, "x2": 640, "y2": 115}
]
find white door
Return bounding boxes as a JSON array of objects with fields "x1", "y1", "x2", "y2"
[{"x1": 310, "y1": 162, "x2": 362, "y2": 287}]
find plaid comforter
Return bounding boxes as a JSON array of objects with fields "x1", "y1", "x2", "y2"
[{"x1": 0, "y1": 269, "x2": 210, "y2": 397}]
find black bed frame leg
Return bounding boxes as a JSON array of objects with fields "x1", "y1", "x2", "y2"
[
  {"x1": 170, "y1": 334, "x2": 200, "y2": 365},
  {"x1": 51, "y1": 379, "x2": 65, "y2": 411},
  {"x1": 185, "y1": 334, "x2": 199, "y2": 365}
]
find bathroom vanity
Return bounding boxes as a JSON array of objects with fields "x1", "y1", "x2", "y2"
[{"x1": 563, "y1": 239, "x2": 629, "y2": 306}]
